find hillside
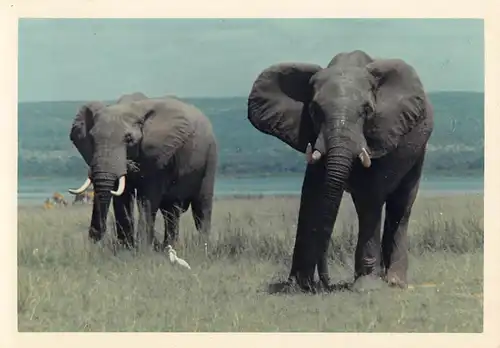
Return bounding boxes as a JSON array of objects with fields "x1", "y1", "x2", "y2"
[{"x1": 18, "y1": 92, "x2": 484, "y2": 178}]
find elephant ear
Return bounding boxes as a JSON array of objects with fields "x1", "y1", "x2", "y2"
[
  {"x1": 247, "y1": 63, "x2": 323, "y2": 153},
  {"x1": 69, "y1": 101, "x2": 106, "y2": 166},
  {"x1": 117, "y1": 92, "x2": 148, "y2": 104},
  {"x1": 364, "y1": 59, "x2": 427, "y2": 158},
  {"x1": 138, "y1": 97, "x2": 197, "y2": 169}
]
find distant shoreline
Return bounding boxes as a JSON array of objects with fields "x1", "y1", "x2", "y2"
[
  {"x1": 16, "y1": 91, "x2": 485, "y2": 105},
  {"x1": 17, "y1": 189, "x2": 483, "y2": 208},
  {"x1": 17, "y1": 172, "x2": 485, "y2": 180},
  {"x1": 17, "y1": 173, "x2": 484, "y2": 208}
]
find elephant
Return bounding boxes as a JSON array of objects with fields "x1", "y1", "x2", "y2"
[
  {"x1": 51, "y1": 192, "x2": 68, "y2": 207},
  {"x1": 247, "y1": 50, "x2": 434, "y2": 292},
  {"x1": 72, "y1": 190, "x2": 94, "y2": 205},
  {"x1": 68, "y1": 92, "x2": 218, "y2": 250},
  {"x1": 43, "y1": 198, "x2": 54, "y2": 210}
]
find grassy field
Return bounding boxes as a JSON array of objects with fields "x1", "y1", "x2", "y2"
[{"x1": 17, "y1": 192, "x2": 484, "y2": 332}]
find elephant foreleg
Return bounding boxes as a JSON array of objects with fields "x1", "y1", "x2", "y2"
[
  {"x1": 160, "y1": 201, "x2": 181, "y2": 249},
  {"x1": 289, "y1": 162, "x2": 328, "y2": 292},
  {"x1": 351, "y1": 194, "x2": 384, "y2": 281},
  {"x1": 113, "y1": 189, "x2": 136, "y2": 248},
  {"x1": 382, "y1": 154, "x2": 424, "y2": 288}
]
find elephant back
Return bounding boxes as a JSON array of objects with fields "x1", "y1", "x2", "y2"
[
  {"x1": 117, "y1": 92, "x2": 148, "y2": 104},
  {"x1": 327, "y1": 50, "x2": 373, "y2": 68}
]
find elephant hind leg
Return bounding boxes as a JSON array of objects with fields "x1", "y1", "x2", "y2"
[
  {"x1": 136, "y1": 192, "x2": 162, "y2": 250},
  {"x1": 160, "y1": 201, "x2": 181, "y2": 248},
  {"x1": 190, "y1": 189, "x2": 214, "y2": 258},
  {"x1": 382, "y1": 153, "x2": 425, "y2": 288},
  {"x1": 190, "y1": 143, "x2": 217, "y2": 236},
  {"x1": 191, "y1": 194, "x2": 213, "y2": 236}
]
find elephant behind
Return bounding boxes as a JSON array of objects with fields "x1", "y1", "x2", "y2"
[
  {"x1": 51, "y1": 192, "x2": 68, "y2": 207},
  {"x1": 68, "y1": 92, "x2": 218, "y2": 250},
  {"x1": 72, "y1": 190, "x2": 94, "y2": 205},
  {"x1": 247, "y1": 50, "x2": 434, "y2": 292}
]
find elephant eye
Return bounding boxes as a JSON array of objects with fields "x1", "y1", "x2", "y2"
[
  {"x1": 363, "y1": 102, "x2": 374, "y2": 116},
  {"x1": 124, "y1": 133, "x2": 134, "y2": 144}
]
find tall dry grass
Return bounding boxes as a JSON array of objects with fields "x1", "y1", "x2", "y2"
[
  {"x1": 18, "y1": 193, "x2": 483, "y2": 274},
  {"x1": 17, "y1": 193, "x2": 484, "y2": 332}
]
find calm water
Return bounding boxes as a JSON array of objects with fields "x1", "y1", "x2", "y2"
[{"x1": 17, "y1": 175, "x2": 483, "y2": 206}]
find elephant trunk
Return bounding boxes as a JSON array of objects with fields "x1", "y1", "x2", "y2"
[
  {"x1": 86, "y1": 147, "x2": 128, "y2": 241},
  {"x1": 88, "y1": 172, "x2": 117, "y2": 241},
  {"x1": 289, "y1": 136, "x2": 355, "y2": 291},
  {"x1": 317, "y1": 146, "x2": 353, "y2": 279}
]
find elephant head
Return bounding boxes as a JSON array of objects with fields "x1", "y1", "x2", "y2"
[
  {"x1": 247, "y1": 50, "x2": 427, "y2": 289},
  {"x1": 68, "y1": 92, "x2": 193, "y2": 240}
]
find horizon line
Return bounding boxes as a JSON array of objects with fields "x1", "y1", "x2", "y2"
[{"x1": 17, "y1": 90, "x2": 484, "y2": 104}]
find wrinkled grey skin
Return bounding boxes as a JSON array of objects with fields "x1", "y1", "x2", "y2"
[
  {"x1": 248, "y1": 50, "x2": 434, "y2": 292},
  {"x1": 69, "y1": 92, "x2": 218, "y2": 250}
]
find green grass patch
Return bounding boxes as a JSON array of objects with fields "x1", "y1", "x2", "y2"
[{"x1": 17, "y1": 193, "x2": 483, "y2": 332}]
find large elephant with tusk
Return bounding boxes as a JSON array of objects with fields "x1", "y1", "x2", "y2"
[
  {"x1": 247, "y1": 50, "x2": 434, "y2": 292},
  {"x1": 69, "y1": 92, "x2": 218, "y2": 250}
]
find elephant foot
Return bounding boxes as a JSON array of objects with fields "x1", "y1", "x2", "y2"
[
  {"x1": 267, "y1": 278, "x2": 304, "y2": 295},
  {"x1": 352, "y1": 274, "x2": 385, "y2": 293},
  {"x1": 286, "y1": 270, "x2": 319, "y2": 294},
  {"x1": 318, "y1": 274, "x2": 337, "y2": 293},
  {"x1": 144, "y1": 235, "x2": 167, "y2": 253},
  {"x1": 161, "y1": 238, "x2": 179, "y2": 251},
  {"x1": 153, "y1": 238, "x2": 168, "y2": 252},
  {"x1": 285, "y1": 276, "x2": 352, "y2": 294},
  {"x1": 285, "y1": 276, "x2": 317, "y2": 294},
  {"x1": 320, "y1": 280, "x2": 353, "y2": 293},
  {"x1": 88, "y1": 228, "x2": 104, "y2": 243},
  {"x1": 383, "y1": 272, "x2": 408, "y2": 289},
  {"x1": 117, "y1": 237, "x2": 135, "y2": 250}
]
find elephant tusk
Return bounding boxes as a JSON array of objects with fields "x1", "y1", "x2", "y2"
[
  {"x1": 111, "y1": 176, "x2": 126, "y2": 196},
  {"x1": 306, "y1": 143, "x2": 322, "y2": 164},
  {"x1": 305, "y1": 143, "x2": 312, "y2": 161},
  {"x1": 359, "y1": 148, "x2": 372, "y2": 168},
  {"x1": 68, "y1": 177, "x2": 92, "y2": 195},
  {"x1": 312, "y1": 150, "x2": 322, "y2": 162}
]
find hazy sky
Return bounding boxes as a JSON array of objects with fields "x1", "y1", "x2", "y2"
[{"x1": 18, "y1": 18, "x2": 483, "y2": 102}]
